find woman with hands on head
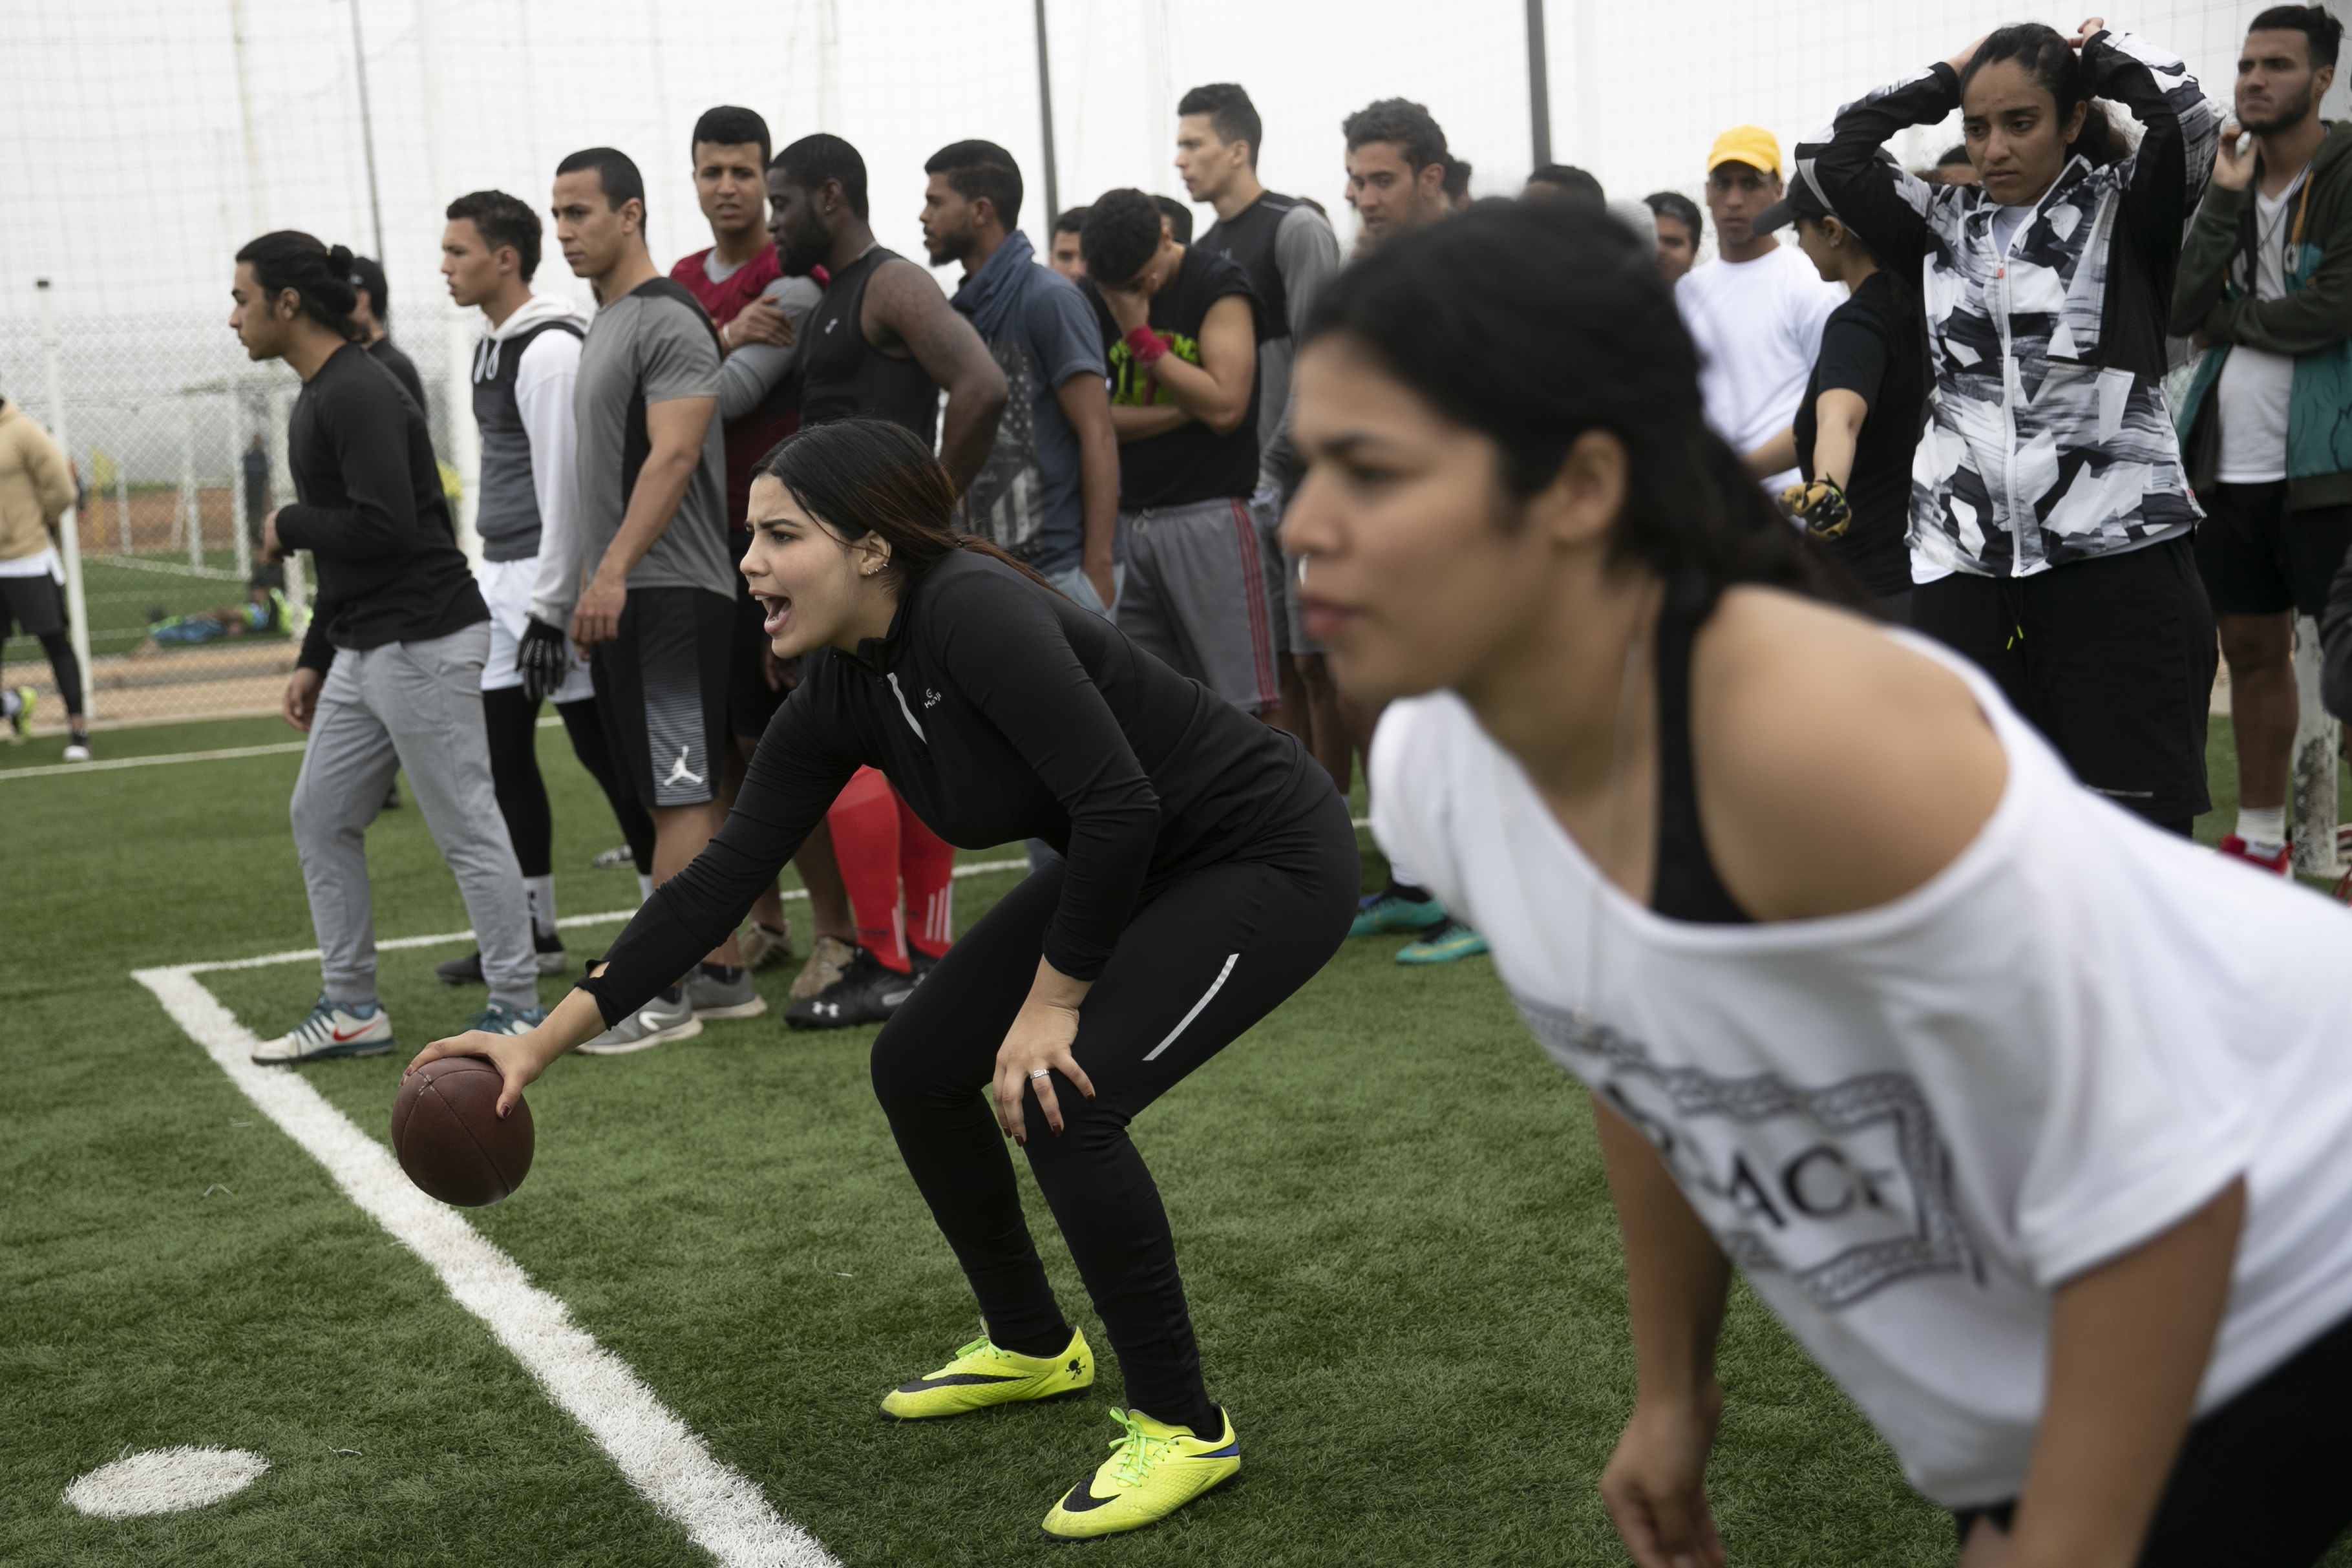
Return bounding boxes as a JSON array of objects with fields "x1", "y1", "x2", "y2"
[
  {"x1": 1282, "y1": 196, "x2": 2352, "y2": 1568},
  {"x1": 405, "y1": 416, "x2": 1353, "y2": 1542}
]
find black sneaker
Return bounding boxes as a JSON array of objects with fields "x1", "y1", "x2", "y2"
[
  {"x1": 783, "y1": 946, "x2": 919, "y2": 1031},
  {"x1": 436, "y1": 927, "x2": 569, "y2": 985}
]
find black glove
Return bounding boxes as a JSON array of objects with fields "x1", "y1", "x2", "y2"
[
  {"x1": 1778, "y1": 479, "x2": 1853, "y2": 542},
  {"x1": 516, "y1": 616, "x2": 571, "y2": 704}
]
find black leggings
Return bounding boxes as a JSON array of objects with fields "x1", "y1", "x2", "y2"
[
  {"x1": 482, "y1": 686, "x2": 657, "y2": 878},
  {"x1": 869, "y1": 784, "x2": 1357, "y2": 1434},
  {"x1": 1954, "y1": 1308, "x2": 2352, "y2": 1564}
]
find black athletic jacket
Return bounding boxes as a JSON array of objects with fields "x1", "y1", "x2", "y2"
[
  {"x1": 584, "y1": 549, "x2": 1328, "y2": 1023},
  {"x1": 275, "y1": 343, "x2": 484, "y2": 673}
]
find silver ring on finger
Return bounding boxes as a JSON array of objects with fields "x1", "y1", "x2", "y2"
[{"x1": 1028, "y1": 1068, "x2": 1052, "y2": 1080}]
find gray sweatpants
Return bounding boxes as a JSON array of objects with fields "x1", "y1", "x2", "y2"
[{"x1": 290, "y1": 624, "x2": 536, "y2": 1009}]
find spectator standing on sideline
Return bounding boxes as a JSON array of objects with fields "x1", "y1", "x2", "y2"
[
  {"x1": 430, "y1": 189, "x2": 663, "y2": 991},
  {"x1": 670, "y1": 104, "x2": 858, "y2": 999},
  {"x1": 0, "y1": 392, "x2": 90, "y2": 760},
  {"x1": 232, "y1": 231, "x2": 537, "y2": 1062},
  {"x1": 1049, "y1": 207, "x2": 1090, "y2": 279},
  {"x1": 1335, "y1": 98, "x2": 1487, "y2": 964},
  {"x1": 555, "y1": 146, "x2": 754, "y2": 1052},
  {"x1": 1810, "y1": 20, "x2": 2223, "y2": 837},
  {"x1": 922, "y1": 139, "x2": 1121, "y2": 878},
  {"x1": 1743, "y1": 157, "x2": 1929, "y2": 616},
  {"x1": 1645, "y1": 191, "x2": 1705, "y2": 284},
  {"x1": 1680, "y1": 127, "x2": 1845, "y2": 493},
  {"x1": 1178, "y1": 82, "x2": 1348, "y2": 788},
  {"x1": 765, "y1": 131, "x2": 1010, "y2": 1028},
  {"x1": 2174, "y1": 5, "x2": 2350, "y2": 874},
  {"x1": 345, "y1": 255, "x2": 431, "y2": 420},
  {"x1": 241, "y1": 433, "x2": 282, "y2": 591},
  {"x1": 1079, "y1": 189, "x2": 1277, "y2": 720}
]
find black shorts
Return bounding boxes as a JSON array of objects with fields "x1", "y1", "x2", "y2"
[
  {"x1": 2192, "y1": 481, "x2": 2352, "y2": 621},
  {"x1": 0, "y1": 574, "x2": 65, "y2": 639},
  {"x1": 589, "y1": 586, "x2": 732, "y2": 809},
  {"x1": 1912, "y1": 535, "x2": 2216, "y2": 825},
  {"x1": 1953, "y1": 1308, "x2": 2352, "y2": 1566},
  {"x1": 725, "y1": 533, "x2": 786, "y2": 741}
]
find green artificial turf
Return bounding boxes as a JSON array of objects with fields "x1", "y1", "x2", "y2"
[
  {"x1": 3, "y1": 714, "x2": 2347, "y2": 1566},
  {"x1": 1, "y1": 549, "x2": 282, "y2": 670}
]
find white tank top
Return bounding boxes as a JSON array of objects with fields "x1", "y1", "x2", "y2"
[{"x1": 1370, "y1": 630, "x2": 2352, "y2": 1508}]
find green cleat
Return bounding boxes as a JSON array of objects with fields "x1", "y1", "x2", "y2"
[
  {"x1": 1040, "y1": 1406, "x2": 1240, "y2": 1540},
  {"x1": 879, "y1": 1327, "x2": 1094, "y2": 1421},
  {"x1": 6, "y1": 684, "x2": 34, "y2": 743},
  {"x1": 1348, "y1": 888, "x2": 1446, "y2": 937},
  {"x1": 1396, "y1": 919, "x2": 1490, "y2": 965}
]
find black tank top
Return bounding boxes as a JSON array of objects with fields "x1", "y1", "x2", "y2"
[
  {"x1": 1651, "y1": 604, "x2": 1753, "y2": 924},
  {"x1": 799, "y1": 247, "x2": 941, "y2": 444}
]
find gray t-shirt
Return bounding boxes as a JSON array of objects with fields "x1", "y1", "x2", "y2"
[{"x1": 573, "y1": 281, "x2": 732, "y2": 598}]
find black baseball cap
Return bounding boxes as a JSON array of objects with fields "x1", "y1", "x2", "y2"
[
  {"x1": 1753, "y1": 149, "x2": 1898, "y2": 235},
  {"x1": 346, "y1": 255, "x2": 388, "y2": 318}
]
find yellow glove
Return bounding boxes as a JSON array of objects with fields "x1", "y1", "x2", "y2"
[{"x1": 1778, "y1": 479, "x2": 1852, "y2": 541}]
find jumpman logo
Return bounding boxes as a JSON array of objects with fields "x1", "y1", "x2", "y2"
[{"x1": 662, "y1": 746, "x2": 705, "y2": 788}]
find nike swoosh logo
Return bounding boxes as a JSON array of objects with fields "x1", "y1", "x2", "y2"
[
  {"x1": 330, "y1": 1024, "x2": 376, "y2": 1041},
  {"x1": 899, "y1": 1373, "x2": 1024, "y2": 1390},
  {"x1": 1057, "y1": 1483, "x2": 1123, "y2": 1514}
]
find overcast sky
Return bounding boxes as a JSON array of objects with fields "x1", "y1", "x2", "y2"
[{"x1": 9, "y1": 0, "x2": 2323, "y2": 334}]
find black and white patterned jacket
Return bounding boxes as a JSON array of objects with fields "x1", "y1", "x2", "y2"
[{"x1": 1802, "y1": 32, "x2": 2223, "y2": 577}]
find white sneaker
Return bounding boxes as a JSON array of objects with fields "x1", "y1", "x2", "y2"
[
  {"x1": 253, "y1": 992, "x2": 396, "y2": 1063},
  {"x1": 63, "y1": 739, "x2": 91, "y2": 763},
  {"x1": 575, "y1": 986, "x2": 703, "y2": 1055}
]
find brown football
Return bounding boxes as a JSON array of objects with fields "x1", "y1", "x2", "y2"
[{"x1": 391, "y1": 1056, "x2": 533, "y2": 1206}]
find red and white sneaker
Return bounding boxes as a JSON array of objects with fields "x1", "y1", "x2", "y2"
[{"x1": 2216, "y1": 834, "x2": 2293, "y2": 876}]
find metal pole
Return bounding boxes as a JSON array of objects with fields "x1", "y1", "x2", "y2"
[
  {"x1": 1526, "y1": 0, "x2": 1553, "y2": 169},
  {"x1": 116, "y1": 456, "x2": 131, "y2": 562},
  {"x1": 37, "y1": 281, "x2": 94, "y2": 725},
  {"x1": 229, "y1": 0, "x2": 269, "y2": 233},
  {"x1": 223, "y1": 396, "x2": 249, "y2": 582},
  {"x1": 414, "y1": 0, "x2": 481, "y2": 564},
  {"x1": 1033, "y1": 0, "x2": 1061, "y2": 228},
  {"x1": 1140, "y1": 0, "x2": 1169, "y2": 195},
  {"x1": 347, "y1": 0, "x2": 387, "y2": 260}
]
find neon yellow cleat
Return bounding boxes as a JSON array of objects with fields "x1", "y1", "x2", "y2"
[
  {"x1": 878, "y1": 1327, "x2": 1094, "y2": 1421},
  {"x1": 1039, "y1": 1406, "x2": 1240, "y2": 1540}
]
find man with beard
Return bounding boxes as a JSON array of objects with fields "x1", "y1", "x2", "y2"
[
  {"x1": 1342, "y1": 98, "x2": 1452, "y2": 249},
  {"x1": 764, "y1": 132, "x2": 1007, "y2": 1030},
  {"x1": 2174, "y1": 4, "x2": 2351, "y2": 874}
]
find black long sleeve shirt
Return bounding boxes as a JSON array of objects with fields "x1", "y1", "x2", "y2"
[
  {"x1": 275, "y1": 343, "x2": 483, "y2": 672},
  {"x1": 587, "y1": 548, "x2": 1330, "y2": 1022}
]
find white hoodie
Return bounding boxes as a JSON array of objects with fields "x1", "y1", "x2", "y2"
[{"x1": 474, "y1": 293, "x2": 588, "y2": 627}]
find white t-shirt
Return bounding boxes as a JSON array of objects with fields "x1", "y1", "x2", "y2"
[
  {"x1": 1370, "y1": 635, "x2": 2352, "y2": 1509},
  {"x1": 1677, "y1": 243, "x2": 1845, "y2": 490},
  {"x1": 2216, "y1": 173, "x2": 2308, "y2": 485},
  {"x1": 1988, "y1": 202, "x2": 2034, "y2": 260}
]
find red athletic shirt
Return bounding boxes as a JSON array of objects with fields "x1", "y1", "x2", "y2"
[{"x1": 670, "y1": 243, "x2": 801, "y2": 531}]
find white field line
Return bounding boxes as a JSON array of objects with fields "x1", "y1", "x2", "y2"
[
  {"x1": 0, "y1": 741, "x2": 309, "y2": 779},
  {"x1": 131, "y1": 965, "x2": 841, "y2": 1568}
]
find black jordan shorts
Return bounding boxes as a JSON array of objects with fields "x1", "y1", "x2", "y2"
[{"x1": 589, "y1": 586, "x2": 732, "y2": 809}]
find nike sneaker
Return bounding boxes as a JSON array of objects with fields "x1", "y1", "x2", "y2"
[
  {"x1": 736, "y1": 918, "x2": 793, "y2": 973},
  {"x1": 463, "y1": 1000, "x2": 546, "y2": 1036},
  {"x1": 789, "y1": 933, "x2": 855, "y2": 1001},
  {"x1": 252, "y1": 993, "x2": 395, "y2": 1064},
  {"x1": 1396, "y1": 919, "x2": 1489, "y2": 965},
  {"x1": 575, "y1": 986, "x2": 701, "y2": 1055},
  {"x1": 1348, "y1": 886, "x2": 1446, "y2": 938},
  {"x1": 879, "y1": 1327, "x2": 1094, "y2": 1421},
  {"x1": 686, "y1": 962, "x2": 767, "y2": 1020},
  {"x1": 784, "y1": 946, "x2": 913, "y2": 1030},
  {"x1": 1039, "y1": 1406, "x2": 1240, "y2": 1541},
  {"x1": 2216, "y1": 833, "x2": 2292, "y2": 877},
  {"x1": 436, "y1": 927, "x2": 569, "y2": 985}
]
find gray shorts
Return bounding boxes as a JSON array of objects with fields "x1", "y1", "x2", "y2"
[
  {"x1": 1114, "y1": 496, "x2": 1281, "y2": 713},
  {"x1": 1249, "y1": 485, "x2": 1321, "y2": 657}
]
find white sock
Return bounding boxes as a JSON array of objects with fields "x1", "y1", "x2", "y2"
[
  {"x1": 637, "y1": 871, "x2": 655, "y2": 903},
  {"x1": 2236, "y1": 805, "x2": 2286, "y2": 851},
  {"x1": 524, "y1": 874, "x2": 557, "y2": 938}
]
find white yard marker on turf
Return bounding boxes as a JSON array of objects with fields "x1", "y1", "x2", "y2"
[
  {"x1": 63, "y1": 1446, "x2": 269, "y2": 1518},
  {"x1": 132, "y1": 964, "x2": 842, "y2": 1568}
]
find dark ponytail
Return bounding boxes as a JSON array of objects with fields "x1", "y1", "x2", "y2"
[
  {"x1": 1301, "y1": 197, "x2": 1847, "y2": 617},
  {"x1": 1960, "y1": 24, "x2": 2132, "y2": 169},
  {"x1": 751, "y1": 419, "x2": 1067, "y2": 597},
  {"x1": 234, "y1": 231, "x2": 364, "y2": 341}
]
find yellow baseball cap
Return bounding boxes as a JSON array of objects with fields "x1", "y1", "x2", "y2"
[{"x1": 1707, "y1": 125, "x2": 1782, "y2": 176}]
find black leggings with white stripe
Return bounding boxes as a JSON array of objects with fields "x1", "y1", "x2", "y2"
[{"x1": 870, "y1": 782, "x2": 1357, "y2": 1436}]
